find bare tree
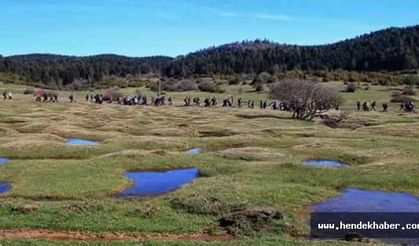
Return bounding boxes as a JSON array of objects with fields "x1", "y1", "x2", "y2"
[{"x1": 269, "y1": 79, "x2": 343, "y2": 120}]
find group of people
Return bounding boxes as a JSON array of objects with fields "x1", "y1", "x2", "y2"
[
  {"x1": 184, "y1": 96, "x2": 298, "y2": 111},
  {"x1": 357, "y1": 100, "x2": 416, "y2": 113},
  {"x1": 357, "y1": 101, "x2": 391, "y2": 112},
  {"x1": 34, "y1": 91, "x2": 59, "y2": 103},
  {"x1": 400, "y1": 101, "x2": 417, "y2": 113},
  {"x1": 3, "y1": 89, "x2": 418, "y2": 115},
  {"x1": 83, "y1": 93, "x2": 172, "y2": 106},
  {"x1": 2, "y1": 91, "x2": 13, "y2": 100},
  {"x1": 76, "y1": 93, "x2": 290, "y2": 111}
]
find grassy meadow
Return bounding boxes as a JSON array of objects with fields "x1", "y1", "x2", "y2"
[{"x1": 0, "y1": 81, "x2": 419, "y2": 245}]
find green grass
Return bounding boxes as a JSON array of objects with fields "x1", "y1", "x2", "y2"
[{"x1": 0, "y1": 81, "x2": 417, "y2": 245}]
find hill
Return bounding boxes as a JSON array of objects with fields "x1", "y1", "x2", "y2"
[
  {"x1": 0, "y1": 25, "x2": 418, "y2": 88},
  {"x1": 0, "y1": 54, "x2": 172, "y2": 88},
  {"x1": 163, "y1": 25, "x2": 419, "y2": 77}
]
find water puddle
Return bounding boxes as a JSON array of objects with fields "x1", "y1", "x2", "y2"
[
  {"x1": 314, "y1": 189, "x2": 419, "y2": 212},
  {"x1": 0, "y1": 183, "x2": 11, "y2": 194},
  {"x1": 303, "y1": 160, "x2": 347, "y2": 168},
  {"x1": 118, "y1": 168, "x2": 200, "y2": 197},
  {"x1": 0, "y1": 158, "x2": 11, "y2": 166},
  {"x1": 67, "y1": 138, "x2": 99, "y2": 146},
  {"x1": 186, "y1": 148, "x2": 202, "y2": 155}
]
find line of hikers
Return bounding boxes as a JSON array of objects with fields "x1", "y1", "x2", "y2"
[
  {"x1": 357, "y1": 101, "x2": 384, "y2": 112},
  {"x1": 83, "y1": 93, "x2": 170, "y2": 106},
  {"x1": 356, "y1": 100, "x2": 416, "y2": 113},
  {"x1": 4, "y1": 89, "x2": 418, "y2": 114},
  {"x1": 184, "y1": 96, "x2": 287, "y2": 110},
  {"x1": 72, "y1": 93, "x2": 292, "y2": 111}
]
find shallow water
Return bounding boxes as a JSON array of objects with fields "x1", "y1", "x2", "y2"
[
  {"x1": 0, "y1": 158, "x2": 10, "y2": 166},
  {"x1": 314, "y1": 189, "x2": 419, "y2": 212},
  {"x1": 118, "y1": 168, "x2": 200, "y2": 197},
  {"x1": 303, "y1": 160, "x2": 346, "y2": 168},
  {"x1": 186, "y1": 147, "x2": 202, "y2": 155},
  {"x1": 67, "y1": 138, "x2": 99, "y2": 146},
  {"x1": 0, "y1": 183, "x2": 11, "y2": 194}
]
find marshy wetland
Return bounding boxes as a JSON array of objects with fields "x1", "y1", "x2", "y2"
[{"x1": 1, "y1": 82, "x2": 419, "y2": 245}]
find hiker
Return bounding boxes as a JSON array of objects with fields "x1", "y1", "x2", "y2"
[
  {"x1": 34, "y1": 91, "x2": 43, "y2": 102},
  {"x1": 357, "y1": 101, "x2": 361, "y2": 111},
  {"x1": 262, "y1": 100, "x2": 267, "y2": 109},
  {"x1": 382, "y1": 102, "x2": 389, "y2": 112},
  {"x1": 362, "y1": 101, "x2": 369, "y2": 111},
  {"x1": 168, "y1": 97, "x2": 173, "y2": 106},
  {"x1": 69, "y1": 94, "x2": 75, "y2": 103},
  {"x1": 227, "y1": 97, "x2": 233, "y2": 107},
  {"x1": 371, "y1": 101, "x2": 377, "y2": 111},
  {"x1": 282, "y1": 102, "x2": 290, "y2": 111},
  {"x1": 204, "y1": 98, "x2": 211, "y2": 107},
  {"x1": 404, "y1": 101, "x2": 416, "y2": 113},
  {"x1": 42, "y1": 92, "x2": 48, "y2": 102},
  {"x1": 2, "y1": 91, "x2": 12, "y2": 100},
  {"x1": 184, "y1": 96, "x2": 191, "y2": 107},
  {"x1": 211, "y1": 97, "x2": 217, "y2": 107},
  {"x1": 271, "y1": 101, "x2": 279, "y2": 110},
  {"x1": 248, "y1": 100, "x2": 254, "y2": 109},
  {"x1": 193, "y1": 97, "x2": 200, "y2": 107},
  {"x1": 237, "y1": 98, "x2": 242, "y2": 108},
  {"x1": 53, "y1": 94, "x2": 59, "y2": 103},
  {"x1": 94, "y1": 94, "x2": 100, "y2": 104},
  {"x1": 222, "y1": 98, "x2": 228, "y2": 107}
]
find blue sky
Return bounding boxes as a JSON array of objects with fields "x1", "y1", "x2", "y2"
[{"x1": 1, "y1": 0, "x2": 418, "y2": 57}]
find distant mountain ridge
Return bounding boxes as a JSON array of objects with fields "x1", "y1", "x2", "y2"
[
  {"x1": 163, "y1": 25, "x2": 419, "y2": 76},
  {"x1": 0, "y1": 25, "x2": 418, "y2": 87}
]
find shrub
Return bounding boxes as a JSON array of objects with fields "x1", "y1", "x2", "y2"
[
  {"x1": 390, "y1": 92, "x2": 416, "y2": 103},
  {"x1": 174, "y1": 79, "x2": 198, "y2": 91},
  {"x1": 269, "y1": 79, "x2": 343, "y2": 120},
  {"x1": 404, "y1": 75, "x2": 419, "y2": 86},
  {"x1": 345, "y1": 82, "x2": 357, "y2": 93},
  {"x1": 254, "y1": 83, "x2": 264, "y2": 92},
  {"x1": 320, "y1": 112, "x2": 350, "y2": 128},
  {"x1": 104, "y1": 87, "x2": 123, "y2": 100},
  {"x1": 402, "y1": 86, "x2": 416, "y2": 96},
  {"x1": 198, "y1": 80, "x2": 217, "y2": 92},
  {"x1": 23, "y1": 88, "x2": 35, "y2": 95},
  {"x1": 228, "y1": 76, "x2": 241, "y2": 85}
]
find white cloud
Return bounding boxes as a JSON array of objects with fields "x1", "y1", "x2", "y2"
[
  {"x1": 203, "y1": 7, "x2": 293, "y2": 21},
  {"x1": 253, "y1": 14, "x2": 294, "y2": 21}
]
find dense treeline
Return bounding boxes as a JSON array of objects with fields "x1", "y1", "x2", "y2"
[
  {"x1": 163, "y1": 25, "x2": 419, "y2": 77},
  {"x1": 0, "y1": 25, "x2": 418, "y2": 88},
  {"x1": 0, "y1": 54, "x2": 171, "y2": 89}
]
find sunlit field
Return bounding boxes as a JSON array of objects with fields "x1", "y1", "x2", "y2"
[{"x1": 0, "y1": 81, "x2": 418, "y2": 245}]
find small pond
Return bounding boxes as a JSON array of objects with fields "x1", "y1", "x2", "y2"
[
  {"x1": 118, "y1": 168, "x2": 200, "y2": 197},
  {"x1": 186, "y1": 147, "x2": 203, "y2": 155},
  {"x1": 314, "y1": 189, "x2": 419, "y2": 212},
  {"x1": 67, "y1": 138, "x2": 99, "y2": 146},
  {"x1": 303, "y1": 160, "x2": 347, "y2": 168},
  {"x1": 0, "y1": 158, "x2": 10, "y2": 166},
  {"x1": 0, "y1": 183, "x2": 11, "y2": 194}
]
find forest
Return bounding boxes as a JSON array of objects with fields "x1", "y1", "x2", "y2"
[{"x1": 0, "y1": 25, "x2": 418, "y2": 89}]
